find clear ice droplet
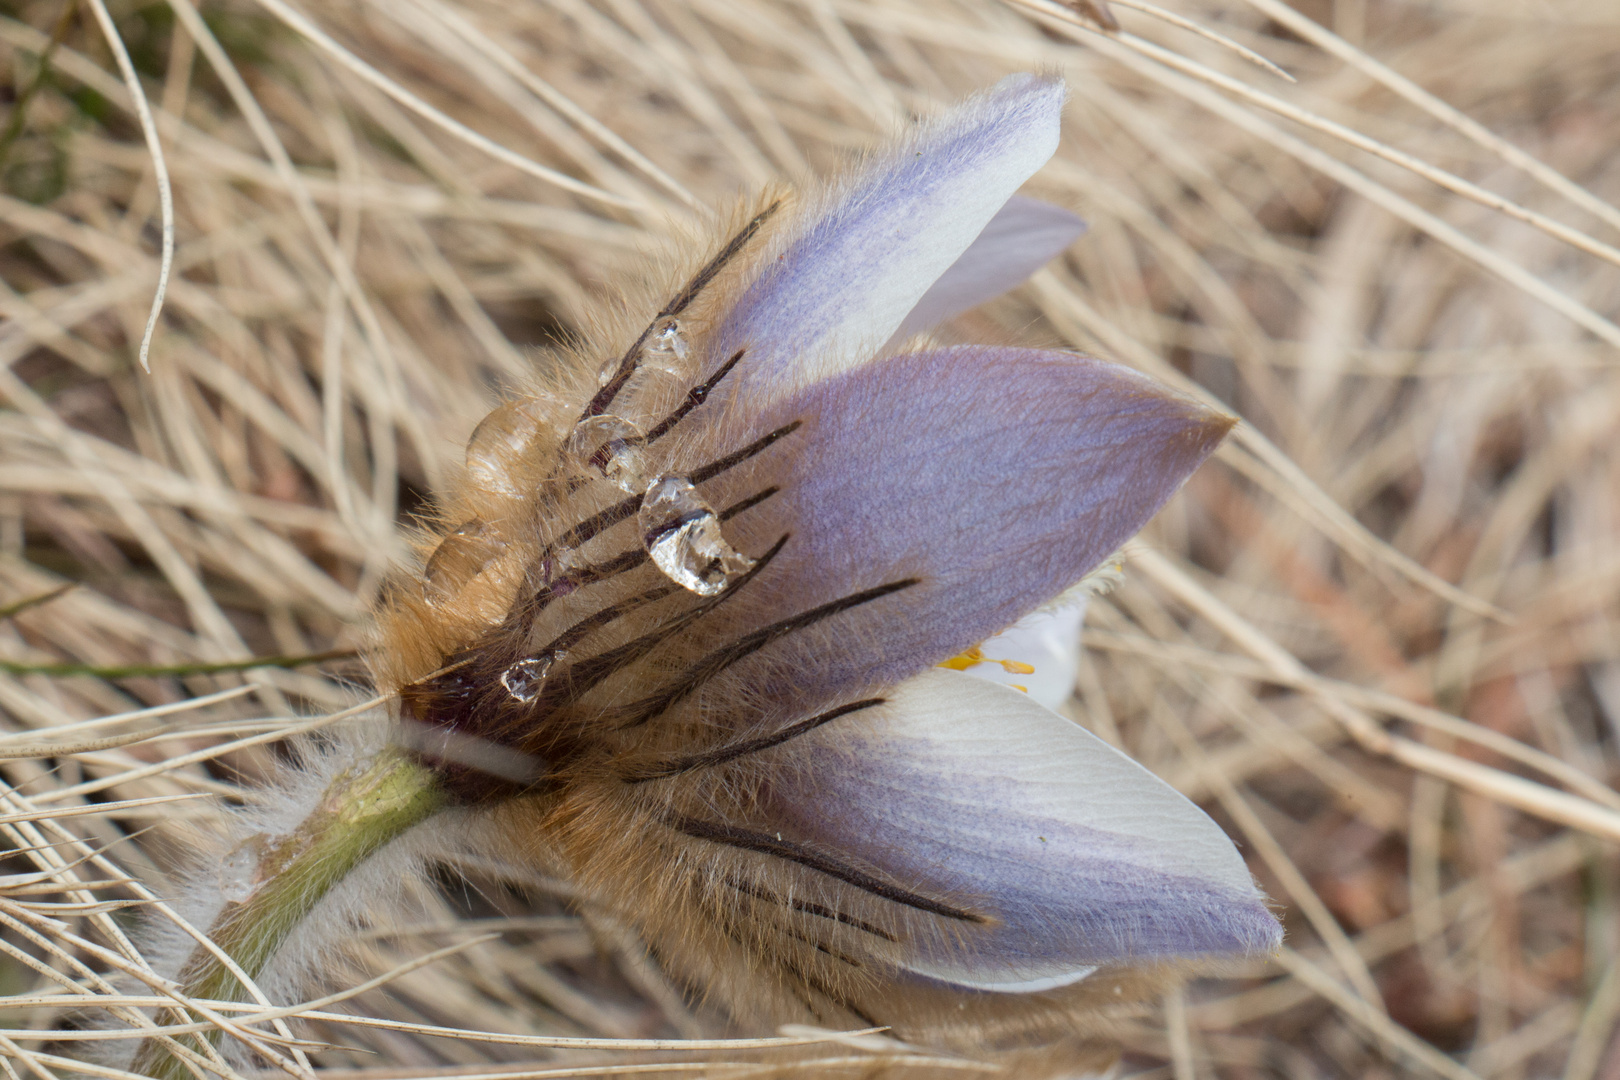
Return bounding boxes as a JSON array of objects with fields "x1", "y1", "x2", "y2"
[
  {"x1": 501, "y1": 653, "x2": 559, "y2": 703},
  {"x1": 217, "y1": 843, "x2": 258, "y2": 904},
  {"x1": 465, "y1": 395, "x2": 565, "y2": 497},
  {"x1": 424, "y1": 519, "x2": 505, "y2": 599},
  {"x1": 641, "y1": 317, "x2": 691, "y2": 375},
  {"x1": 564, "y1": 414, "x2": 650, "y2": 493},
  {"x1": 595, "y1": 319, "x2": 693, "y2": 411},
  {"x1": 638, "y1": 474, "x2": 756, "y2": 596}
]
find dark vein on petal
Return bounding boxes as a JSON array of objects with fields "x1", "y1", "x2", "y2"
[
  {"x1": 645, "y1": 348, "x2": 746, "y2": 444},
  {"x1": 555, "y1": 421, "x2": 800, "y2": 552},
  {"x1": 618, "y1": 578, "x2": 917, "y2": 728},
  {"x1": 724, "y1": 877, "x2": 899, "y2": 943},
  {"x1": 689, "y1": 420, "x2": 801, "y2": 486},
  {"x1": 721, "y1": 892, "x2": 868, "y2": 968},
  {"x1": 673, "y1": 817, "x2": 985, "y2": 923},
  {"x1": 541, "y1": 585, "x2": 676, "y2": 654},
  {"x1": 585, "y1": 201, "x2": 780, "y2": 420},
  {"x1": 547, "y1": 534, "x2": 790, "y2": 703},
  {"x1": 779, "y1": 922, "x2": 865, "y2": 969},
  {"x1": 534, "y1": 487, "x2": 780, "y2": 615},
  {"x1": 624, "y1": 698, "x2": 885, "y2": 783},
  {"x1": 663, "y1": 200, "x2": 781, "y2": 315},
  {"x1": 719, "y1": 485, "x2": 779, "y2": 521}
]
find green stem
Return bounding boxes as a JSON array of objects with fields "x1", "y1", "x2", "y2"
[
  {"x1": 0, "y1": 583, "x2": 75, "y2": 620},
  {"x1": 131, "y1": 748, "x2": 445, "y2": 1079}
]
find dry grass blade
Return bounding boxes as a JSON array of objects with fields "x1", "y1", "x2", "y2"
[
  {"x1": 1235, "y1": 0, "x2": 1620, "y2": 236},
  {"x1": 1564, "y1": 958, "x2": 1620, "y2": 1080},
  {"x1": 1, "y1": 0, "x2": 1617, "y2": 1077},
  {"x1": 0, "y1": 795, "x2": 207, "y2": 826},
  {"x1": 79, "y1": 0, "x2": 173, "y2": 374},
  {"x1": 1012, "y1": 0, "x2": 1620, "y2": 351},
  {"x1": 1106, "y1": 0, "x2": 1295, "y2": 83},
  {"x1": 1273, "y1": 949, "x2": 1483, "y2": 1080},
  {"x1": 248, "y1": 0, "x2": 642, "y2": 210}
]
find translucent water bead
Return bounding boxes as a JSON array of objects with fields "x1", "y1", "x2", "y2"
[
  {"x1": 597, "y1": 318, "x2": 693, "y2": 382},
  {"x1": 638, "y1": 474, "x2": 756, "y2": 596},
  {"x1": 465, "y1": 394, "x2": 567, "y2": 497},
  {"x1": 564, "y1": 414, "x2": 650, "y2": 493},
  {"x1": 641, "y1": 317, "x2": 691, "y2": 374},
  {"x1": 216, "y1": 843, "x2": 258, "y2": 904},
  {"x1": 594, "y1": 319, "x2": 696, "y2": 423},
  {"x1": 501, "y1": 652, "x2": 559, "y2": 703},
  {"x1": 424, "y1": 519, "x2": 505, "y2": 600}
]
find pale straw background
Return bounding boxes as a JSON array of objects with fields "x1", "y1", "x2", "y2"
[{"x1": 0, "y1": 1, "x2": 1618, "y2": 1078}]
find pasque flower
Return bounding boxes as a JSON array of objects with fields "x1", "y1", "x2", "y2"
[{"x1": 136, "y1": 73, "x2": 1280, "y2": 1078}]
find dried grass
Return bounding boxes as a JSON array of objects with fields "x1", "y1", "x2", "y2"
[{"x1": 0, "y1": 0, "x2": 1618, "y2": 1076}]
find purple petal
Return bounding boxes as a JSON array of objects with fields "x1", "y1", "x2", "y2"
[
  {"x1": 689, "y1": 346, "x2": 1232, "y2": 702},
  {"x1": 712, "y1": 75, "x2": 1065, "y2": 396},
  {"x1": 883, "y1": 196, "x2": 1086, "y2": 351},
  {"x1": 769, "y1": 669, "x2": 1282, "y2": 987}
]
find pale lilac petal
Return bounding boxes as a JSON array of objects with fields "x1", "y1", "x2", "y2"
[
  {"x1": 883, "y1": 196, "x2": 1085, "y2": 351},
  {"x1": 770, "y1": 669, "x2": 1281, "y2": 988},
  {"x1": 962, "y1": 601, "x2": 1088, "y2": 709},
  {"x1": 688, "y1": 346, "x2": 1232, "y2": 705},
  {"x1": 713, "y1": 75, "x2": 1065, "y2": 395}
]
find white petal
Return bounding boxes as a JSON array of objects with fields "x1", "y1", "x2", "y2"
[
  {"x1": 963, "y1": 600, "x2": 1087, "y2": 709},
  {"x1": 883, "y1": 196, "x2": 1085, "y2": 351},
  {"x1": 778, "y1": 669, "x2": 1280, "y2": 991},
  {"x1": 716, "y1": 74, "x2": 1065, "y2": 393}
]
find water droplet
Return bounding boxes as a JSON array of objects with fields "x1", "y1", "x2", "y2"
[
  {"x1": 218, "y1": 843, "x2": 258, "y2": 903},
  {"x1": 596, "y1": 319, "x2": 693, "y2": 408},
  {"x1": 641, "y1": 317, "x2": 691, "y2": 375},
  {"x1": 637, "y1": 474, "x2": 756, "y2": 596},
  {"x1": 565, "y1": 414, "x2": 650, "y2": 493},
  {"x1": 465, "y1": 395, "x2": 566, "y2": 496},
  {"x1": 501, "y1": 653, "x2": 559, "y2": 703},
  {"x1": 425, "y1": 519, "x2": 505, "y2": 599}
]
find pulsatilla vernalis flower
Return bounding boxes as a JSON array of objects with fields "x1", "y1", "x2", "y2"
[
  {"x1": 136, "y1": 74, "x2": 1280, "y2": 1080},
  {"x1": 383, "y1": 71, "x2": 1280, "y2": 1045}
]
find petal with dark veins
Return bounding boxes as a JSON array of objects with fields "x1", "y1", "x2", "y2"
[
  {"x1": 769, "y1": 668, "x2": 1282, "y2": 990},
  {"x1": 683, "y1": 346, "x2": 1232, "y2": 704}
]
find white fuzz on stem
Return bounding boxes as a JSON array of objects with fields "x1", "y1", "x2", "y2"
[{"x1": 123, "y1": 729, "x2": 452, "y2": 1079}]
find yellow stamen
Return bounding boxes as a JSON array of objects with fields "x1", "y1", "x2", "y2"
[
  {"x1": 938, "y1": 646, "x2": 985, "y2": 671},
  {"x1": 938, "y1": 646, "x2": 1036, "y2": 677}
]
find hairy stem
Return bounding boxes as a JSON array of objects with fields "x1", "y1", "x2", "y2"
[{"x1": 132, "y1": 748, "x2": 445, "y2": 1079}]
